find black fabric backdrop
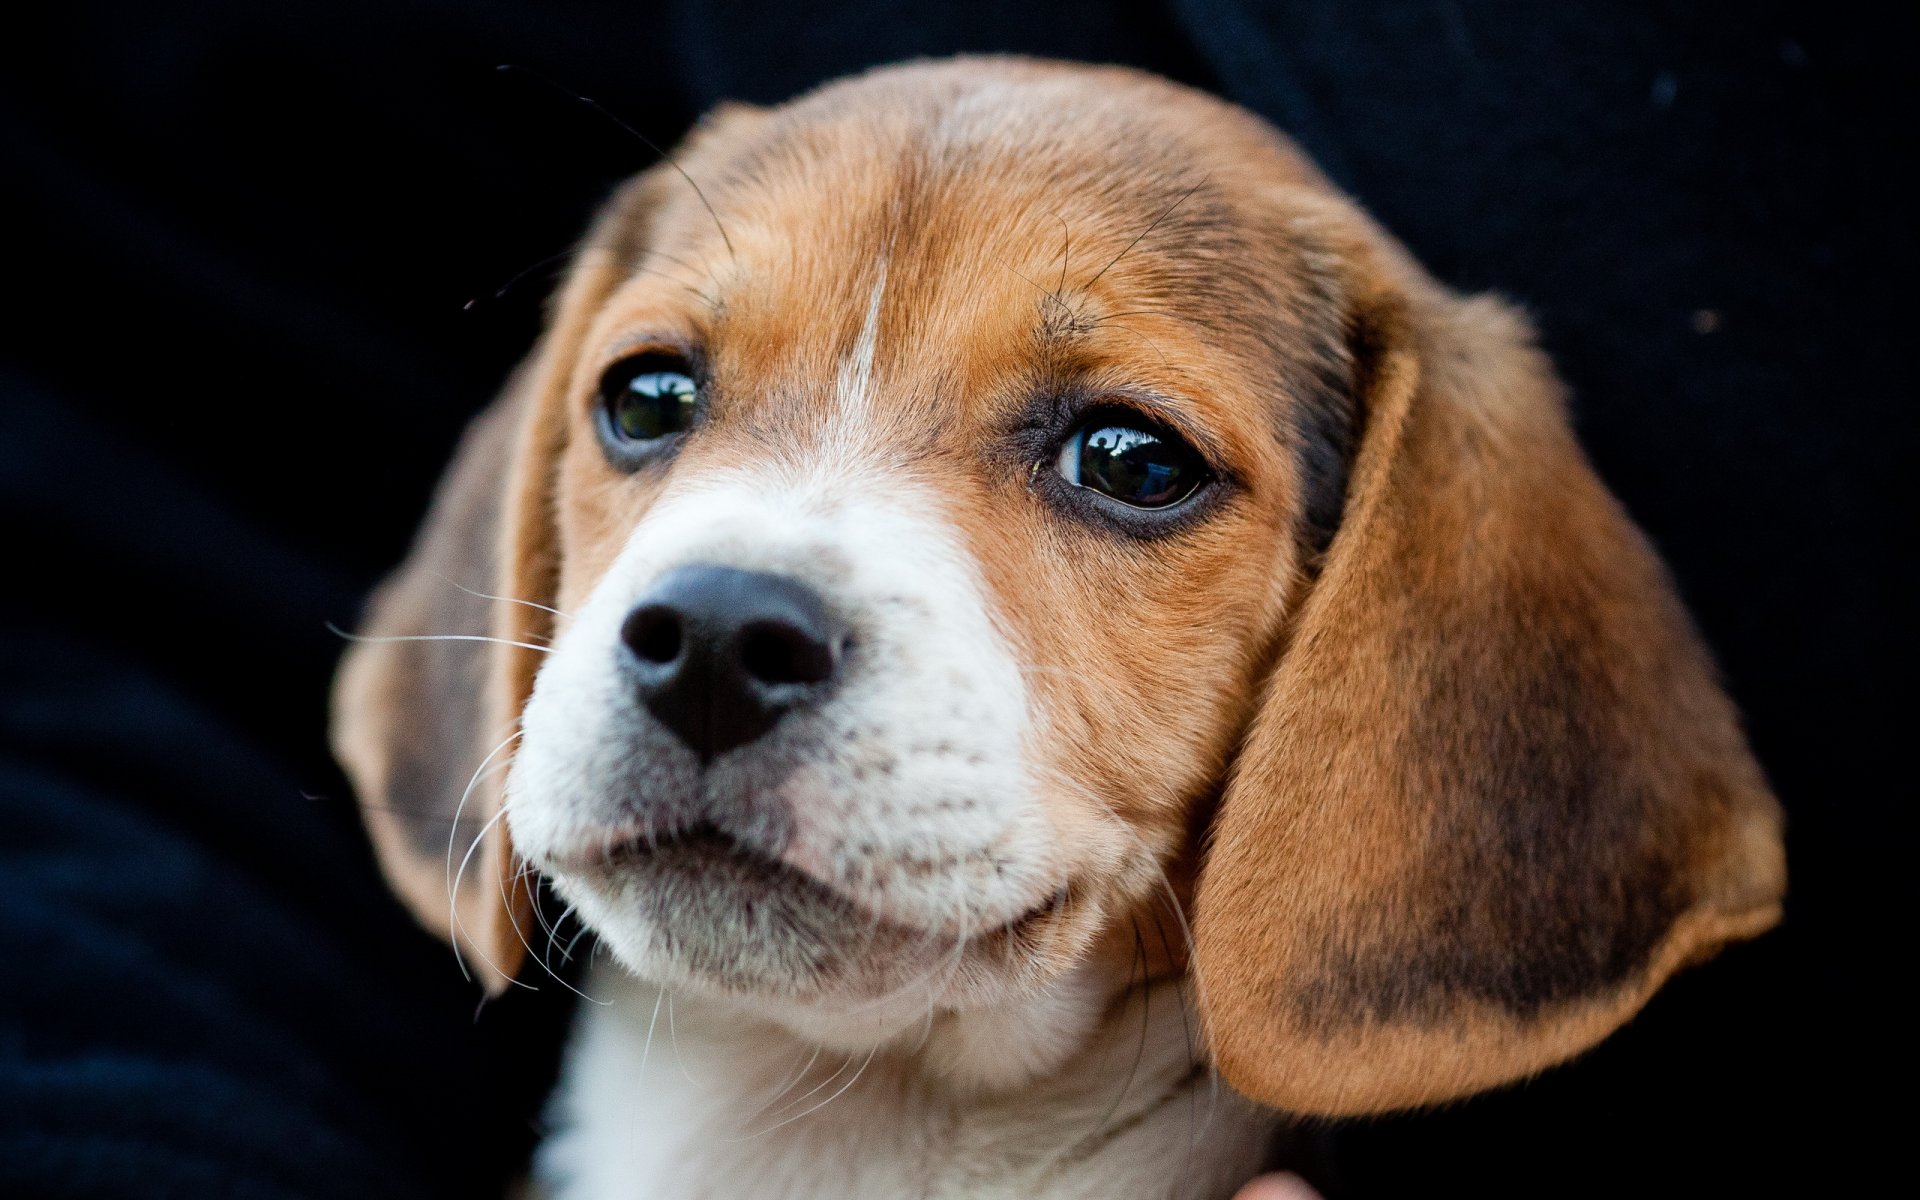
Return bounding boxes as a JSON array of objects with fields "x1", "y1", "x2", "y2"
[{"x1": 1, "y1": 3, "x2": 1906, "y2": 1196}]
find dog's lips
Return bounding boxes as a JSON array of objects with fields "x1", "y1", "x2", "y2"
[
  {"x1": 544, "y1": 819, "x2": 1069, "y2": 941},
  {"x1": 547, "y1": 819, "x2": 785, "y2": 880}
]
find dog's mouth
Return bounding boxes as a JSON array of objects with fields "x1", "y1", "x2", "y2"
[
  {"x1": 551, "y1": 818, "x2": 1068, "y2": 944},
  {"x1": 599, "y1": 819, "x2": 782, "y2": 877}
]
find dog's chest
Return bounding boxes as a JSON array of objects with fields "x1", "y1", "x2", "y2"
[{"x1": 535, "y1": 972, "x2": 1272, "y2": 1200}]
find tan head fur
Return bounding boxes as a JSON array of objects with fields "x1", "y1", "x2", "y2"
[{"x1": 332, "y1": 57, "x2": 1783, "y2": 1115}]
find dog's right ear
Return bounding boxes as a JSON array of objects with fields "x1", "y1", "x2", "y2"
[
  {"x1": 1190, "y1": 206, "x2": 1786, "y2": 1114},
  {"x1": 329, "y1": 159, "x2": 688, "y2": 991}
]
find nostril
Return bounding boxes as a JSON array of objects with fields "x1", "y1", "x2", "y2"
[
  {"x1": 738, "y1": 620, "x2": 835, "y2": 687},
  {"x1": 625, "y1": 566, "x2": 843, "y2": 761},
  {"x1": 621, "y1": 605, "x2": 684, "y2": 665}
]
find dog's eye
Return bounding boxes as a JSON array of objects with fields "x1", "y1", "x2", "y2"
[
  {"x1": 1055, "y1": 416, "x2": 1209, "y2": 509},
  {"x1": 598, "y1": 354, "x2": 698, "y2": 445}
]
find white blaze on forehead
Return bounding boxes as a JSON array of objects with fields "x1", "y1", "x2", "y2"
[{"x1": 831, "y1": 260, "x2": 888, "y2": 434}]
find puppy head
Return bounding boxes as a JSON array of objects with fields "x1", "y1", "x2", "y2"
[{"x1": 333, "y1": 58, "x2": 1784, "y2": 1114}]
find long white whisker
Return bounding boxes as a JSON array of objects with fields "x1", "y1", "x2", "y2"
[
  {"x1": 326, "y1": 624, "x2": 554, "y2": 654},
  {"x1": 442, "y1": 728, "x2": 524, "y2": 984},
  {"x1": 448, "y1": 804, "x2": 537, "y2": 991},
  {"x1": 667, "y1": 992, "x2": 700, "y2": 1085},
  {"x1": 735, "y1": 1043, "x2": 879, "y2": 1140},
  {"x1": 907, "y1": 982, "x2": 940, "y2": 1056},
  {"x1": 743, "y1": 1040, "x2": 824, "y2": 1125},
  {"x1": 524, "y1": 862, "x2": 562, "y2": 944},
  {"x1": 433, "y1": 573, "x2": 573, "y2": 620},
  {"x1": 758, "y1": 1046, "x2": 858, "y2": 1124},
  {"x1": 561, "y1": 919, "x2": 595, "y2": 962},
  {"x1": 490, "y1": 854, "x2": 609, "y2": 1006},
  {"x1": 546, "y1": 901, "x2": 581, "y2": 965},
  {"x1": 636, "y1": 986, "x2": 666, "y2": 1080}
]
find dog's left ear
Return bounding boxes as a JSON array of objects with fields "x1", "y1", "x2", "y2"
[
  {"x1": 333, "y1": 103, "x2": 772, "y2": 991},
  {"x1": 1192, "y1": 224, "x2": 1786, "y2": 1115},
  {"x1": 330, "y1": 164, "x2": 680, "y2": 991}
]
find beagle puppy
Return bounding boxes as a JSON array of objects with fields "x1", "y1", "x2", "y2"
[{"x1": 333, "y1": 57, "x2": 1786, "y2": 1200}]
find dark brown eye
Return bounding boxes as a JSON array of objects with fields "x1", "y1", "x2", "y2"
[
  {"x1": 597, "y1": 353, "x2": 699, "y2": 451},
  {"x1": 1054, "y1": 416, "x2": 1209, "y2": 509}
]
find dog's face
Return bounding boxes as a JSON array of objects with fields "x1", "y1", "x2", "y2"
[
  {"x1": 510, "y1": 65, "x2": 1338, "y2": 1028},
  {"x1": 335, "y1": 58, "x2": 1785, "y2": 1115}
]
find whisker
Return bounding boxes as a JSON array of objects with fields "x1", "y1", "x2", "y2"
[
  {"x1": 447, "y1": 804, "x2": 539, "y2": 992},
  {"x1": 997, "y1": 257, "x2": 1060, "y2": 310},
  {"x1": 1148, "y1": 870, "x2": 1220, "y2": 1135},
  {"x1": 643, "y1": 247, "x2": 705, "y2": 275},
  {"x1": 1036, "y1": 764, "x2": 1209, "y2": 1032},
  {"x1": 1081, "y1": 175, "x2": 1210, "y2": 292},
  {"x1": 326, "y1": 624, "x2": 554, "y2": 655},
  {"x1": 637, "y1": 986, "x2": 667, "y2": 1080},
  {"x1": 524, "y1": 865, "x2": 563, "y2": 945},
  {"x1": 1023, "y1": 763, "x2": 1226, "y2": 1180},
  {"x1": 543, "y1": 900, "x2": 581, "y2": 969},
  {"x1": 638, "y1": 249, "x2": 728, "y2": 313},
  {"x1": 492, "y1": 858, "x2": 609, "y2": 1006},
  {"x1": 755, "y1": 1047, "x2": 859, "y2": 1126},
  {"x1": 831, "y1": 893, "x2": 972, "y2": 1020},
  {"x1": 634, "y1": 264, "x2": 723, "y2": 310},
  {"x1": 1051, "y1": 209, "x2": 1074, "y2": 308},
  {"x1": 433, "y1": 573, "x2": 572, "y2": 619},
  {"x1": 1087, "y1": 319, "x2": 1173, "y2": 373},
  {"x1": 443, "y1": 728, "x2": 525, "y2": 974},
  {"x1": 462, "y1": 247, "x2": 573, "y2": 311},
  {"x1": 1088, "y1": 918, "x2": 1154, "y2": 1140},
  {"x1": 1141, "y1": 889, "x2": 1214, "y2": 1162},
  {"x1": 497, "y1": 64, "x2": 737, "y2": 263},
  {"x1": 735, "y1": 1043, "x2": 879, "y2": 1140},
  {"x1": 744, "y1": 1040, "x2": 825, "y2": 1126},
  {"x1": 907, "y1": 968, "x2": 946, "y2": 1058},
  {"x1": 561, "y1": 919, "x2": 595, "y2": 963},
  {"x1": 667, "y1": 992, "x2": 701, "y2": 1086}
]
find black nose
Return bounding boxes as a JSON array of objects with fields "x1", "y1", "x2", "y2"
[{"x1": 620, "y1": 565, "x2": 842, "y2": 764}]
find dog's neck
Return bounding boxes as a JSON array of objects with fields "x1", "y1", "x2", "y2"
[{"x1": 537, "y1": 960, "x2": 1274, "y2": 1200}]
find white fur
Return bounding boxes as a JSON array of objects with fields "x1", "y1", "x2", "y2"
[
  {"x1": 832, "y1": 261, "x2": 888, "y2": 432},
  {"x1": 537, "y1": 962, "x2": 1272, "y2": 1200}
]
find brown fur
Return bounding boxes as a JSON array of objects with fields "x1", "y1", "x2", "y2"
[{"x1": 332, "y1": 57, "x2": 1783, "y2": 1113}]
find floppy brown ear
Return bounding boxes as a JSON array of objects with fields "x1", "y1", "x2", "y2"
[
  {"x1": 1192, "y1": 249, "x2": 1786, "y2": 1115},
  {"x1": 330, "y1": 164, "x2": 678, "y2": 991},
  {"x1": 331, "y1": 381, "x2": 541, "y2": 991}
]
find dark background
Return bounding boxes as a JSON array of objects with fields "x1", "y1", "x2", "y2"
[{"x1": 1, "y1": 2, "x2": 1906, "y2": 1196}]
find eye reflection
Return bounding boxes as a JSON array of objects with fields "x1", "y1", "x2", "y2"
[
  {"x1": 596, "y1": 352, "x2": 700, "y2": 458},
  {"x1": 1055, "y1": 417, "x2": 1208, "y2": 509},
  {"x1": 610, "y1": 370, "x2": 697, "y2": 441}
]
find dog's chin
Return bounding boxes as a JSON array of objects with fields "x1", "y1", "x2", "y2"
[{"x1": 544, "y1": 822, "x2": 1081, "y2": 1026}]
